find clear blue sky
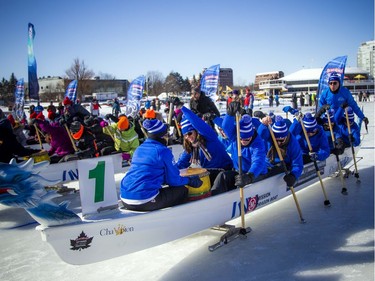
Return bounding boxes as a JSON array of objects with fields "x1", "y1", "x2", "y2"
[{"x1": 1, "y1": 0, "x2": 373, "y2": 85}]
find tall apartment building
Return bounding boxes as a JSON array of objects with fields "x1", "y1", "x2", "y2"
[
  {"x1": 357, "y1": 40, "x2": 375, "y2": 78},
  {"x1": 219, "y1": 68, "x2": 233, "y2": 88}
]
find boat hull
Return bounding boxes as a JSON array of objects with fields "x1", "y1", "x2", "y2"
[{"x1": 37, "y1": 148, "x2": 355, "y2": 265}]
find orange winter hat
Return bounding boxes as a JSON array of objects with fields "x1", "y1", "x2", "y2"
[
  {"x1": 144, "y1": 109, "x2": 156, "y2": 119},
  {"x1": 117, "y1": 116, "x2": 129, "y2": 130}
]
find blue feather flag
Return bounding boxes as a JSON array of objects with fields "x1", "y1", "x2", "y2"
[
  {"x1": 27, "y1": 23, "x2": 39, "y2": 100},
  {"x1": 125, "y1": 75, "x2": 145, "y2": 117},
  {"x1": 200, "y1": 64, "x2": 220, "y2": 101},
  {"x1": 65, "y1": 80, "x2": 78, "y2": 103},
  {"x1": 316, "y1": 56, "x2": 347, "y2": 111},
  {"x1": 14, "y1": 79, "x2": 25, "y2": 121}
]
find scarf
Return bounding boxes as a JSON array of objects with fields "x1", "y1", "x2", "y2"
[{"x1": 190, "y1": 141, "x2": 212, "y2": 166}]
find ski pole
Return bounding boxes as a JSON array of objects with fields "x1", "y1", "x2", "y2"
[
  {"x1": 344, "y1": 107, "x2": 360, "y2": 182},
  {"x1": 235, "y1": 112, "x2": 247, "y2": 234},
  {"x1": 298, "y1": 117, "x2": 330, "y2": 206},
  {"x1": 268, "y1": 124, "x2": 306, "y2": 223},
  {"x1": 326, "y1": 109, "x2": 347, "y2": 194}
]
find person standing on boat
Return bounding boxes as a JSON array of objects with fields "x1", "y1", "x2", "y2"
[
  {"x1": 318, "y1": 72, "x2": 369, "y2": 128},
  {"x1": 210, "y1": 113, "x2": 268, "y2": 195},
  {"x1": 258, "y1": 115, "x2": 303, "y2": 187},
  {"x1": 189, "y1": 87, "x2": 221, "y2": 129},
  {"x1": 120, "y1": 119, "x2": 203, "y2": 211},
  {"x1": 289, "y1": 112, "x2": 330, "y2": 164},
  {"x1": 176, "y1": 106, "x2": 233, "y2": 185}
]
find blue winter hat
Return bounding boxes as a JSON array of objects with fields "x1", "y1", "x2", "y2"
[
  {"x1": 239, "y1": 114, "x2": 254, "y2": 139},
  {"x1": 233, "y1": 90, "x2": 239, "y2": 95},
  {"x1": 328, "y1": 72, "x2": 341, "y2": 83},
  {"x1": 272, "y1": 116, "x2": 288, "y2": 139},
  {"x1": 302, "y1": 112, "x2": 317, "y2": 132},
  {"x1": 143, "y1": 119, "x2": 167, "y2": 136},
  {"x1": 344, "y1": 107, "x2": 355, "y2": 123},
  {"x1": 322, "y1": 109, "x2": 335, "y2": 124},
  {"x1": 181, "y1": 115, "x2": 195, "y2": 135}
]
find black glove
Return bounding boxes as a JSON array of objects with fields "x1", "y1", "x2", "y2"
[
  {"x1": 363, "y1": 117, "x2": 369, "y2": 126},
  {"x1": 283, "y1": 173, "x2": 296, "y2": 187},
  {"x1": 188, "y1": 176, "x2": 203, "y2": 188},
  {"x1": 203, "y1": 112, "x2": 212, "y2": 121},
  {"x1": 309, "y1": 152, "x2": 317, "y2": 162},
  {"x1": 59, "y1": 118, "x2": 66, "y2": 126},
  {"x1": 340, "y1": 102, "x2": 348, "y2": 109},
  {"x1": 235, "y1": 173, "x2": 254, "y2": 187}
]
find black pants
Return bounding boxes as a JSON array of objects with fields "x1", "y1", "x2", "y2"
[{"x1": 122, "y1": 186, "x2": 188, "y2": 211}]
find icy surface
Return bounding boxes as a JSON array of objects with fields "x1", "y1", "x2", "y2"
[{"x1": 0, "y1": 102, "x2": 373, "y2": 281}]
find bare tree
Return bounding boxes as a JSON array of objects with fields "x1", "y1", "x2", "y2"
[
  {"x1": 146, "y1": 71, "x2": 165, "y2": 96},
  {"x1": 65, "y1": 58, "x2": 95, "y2": 100}
]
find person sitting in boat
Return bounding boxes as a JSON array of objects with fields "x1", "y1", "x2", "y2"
[
  {"x1": 210, "y1": 113, "x2": 268, "y2": 195},
  {"x1": 7, "y1": 113, "x2": 27, "y2": 146},
  {"x1": 334, "y1": 105, "x2": 361, "y2": 148},
  {"x1": 83, "y1": 116, "x2": 116, "y2": 156},
  {"x1": 120, "y1": 119, "x2": 203, "y2": 211},
  {"x1": 102, "y1": 114, "x2": 140, "y2": 161},
  {"x1": 0, "y1": 108, "x2": 41, "y2": 163},
  {"x1": 318, "y1": 72, "x2": 369, "y2": 129},
  {"x1": 62, "y1": 96, "x2": 90, "y2": 126},
  {"x1": 176, "y1": 106, "x2": 233, "y2": 185},
  {"x1": 315, "y1": 108, "x2": 345, "y2": 156},
  {"x1": 289, "y1": 112, "x2": 330, "y2": 164},
  {"x1": 69, "y1": 121, "x2": 101, "y2": 159},
  {"x1": 258, "y1": 115, "x2": 303, "y2": 188},
  {"x1": 31, "y1": 114, "x2": 76, "y2": 163}
]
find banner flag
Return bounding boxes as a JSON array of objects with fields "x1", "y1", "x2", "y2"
[
  {"x1": 27, "y1": 23, "x2": 39, "y2": 100},
  {"x1": 14, "y1": 78, "x2": 25, "y2": 121},
  {"x1": 125, "y1": 75, "x2": 145, "y2": 117},
  {"x1": 200, "y1": 64, "x2": 220, "y2": 101},
  {"x1": 65, "y1": 80, "x2": 78, "y2": 102},
  {"x1": 316, "y1": 56, "x2": 347, "y2": 111}
]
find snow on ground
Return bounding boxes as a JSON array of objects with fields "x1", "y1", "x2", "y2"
[{"x1": 0, "y1": 101, "x2": 374, "y2": 281}]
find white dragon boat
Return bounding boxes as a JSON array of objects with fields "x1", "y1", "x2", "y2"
[{"x1": 0, "y1": 146, "x2": 358, "y2": 265}]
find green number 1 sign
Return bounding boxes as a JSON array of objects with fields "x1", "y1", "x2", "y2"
[{"x1": 88, "y1": 161, "x2": 105, "y2": 202}]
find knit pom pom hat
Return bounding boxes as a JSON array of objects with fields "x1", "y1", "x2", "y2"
[
  {"x1": 181, "y1": 115, "x2": 195, "y2": 135},
  {"x1": 239, "y1": 114, "x2": 254, "y2": 139},
  {"x1": 143, "y1": 118, "x2": 167, "y2": 136},
  {"x1": 272, "y1": 116, "x2": 288, "y2": 138}
]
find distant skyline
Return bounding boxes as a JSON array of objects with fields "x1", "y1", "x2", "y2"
[{"x1": 1, "y1": 0, "x2": 374, "y2": 85}]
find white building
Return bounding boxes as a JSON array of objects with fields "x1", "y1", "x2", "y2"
[{"x1": 357, "y1": 40, "x2": 375, "y2": 78}]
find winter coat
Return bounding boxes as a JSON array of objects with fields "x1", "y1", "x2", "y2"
[
  {"x1": 318, "y1": 87, "x2": 364, "y2": 120},
  {"x1": 103, "y1": 122, "x2": 139, "y2": 156},
  {"x1": 120, "y1": 138, "x2": 189, "y2": 203},
  {"x1": 176, "y1": 107, "x2": 233, "y2": 170},
  {"x1": 222, "y1": 114, "x2": 268, "y2": 178},
  {"x1": 334, "y1": 107, "x2": 361, "y2": 147},
  {"x1": 189, "y1": 93, "x2": 220, "y2": 117},
  {"x1": 0, "y1": 118, "x2": 39, "y2": 163},
  {"x1": 289, "y1": 120, "x2": 330, "y2": 161},
  {"x1": 37, "y1": 120, "x2": 74, "y2": 157},
  {"x1": 258, "y1": 123, "x2": 303, "y2": 179}
]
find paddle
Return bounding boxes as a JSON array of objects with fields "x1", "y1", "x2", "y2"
[
  {"x1": 326, "y1": 109, "x2": 348, "y2": 194},
  {"x1": 235, "y1": 112, "x2": 247, "y2": 234},
  {"x1": 298, "y1": 116, "x2": 331, "y2": 206},
  {"x1": 344, "y1": 107, "x2": 360, "y2": 182},
  {"x1": 33, "y1": 124, "x2": 44, "y2": 150},
  {"x1": 64, "y1": 123, "x2": 78, "y2": 152},
  {"x1": 268, "y1": 124, "x2": 306, "y2": 223}
]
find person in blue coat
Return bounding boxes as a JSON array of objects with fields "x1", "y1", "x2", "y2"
[
  {"x1": 315, "y1": 108, "x2": 345, "y2": 155},
  {"x1": 258, "y1": 115, "x2": 303, "y2": 187},
  {"x1": 334, "y1": 106, "x2": 361, "y2": 148},
  {"x1": 176, "y1": 106, "x2": 233, "y2": 185},
  {"x1": 120, "y1": 119, "x2": 203, "y2": 211},
  {"x1": 318, "y1": 72, "x2": 369, "y2": 128},
  {"x1": 210, "y1": 113, "x2": 268, "y2": 195},
  {"x1": 289, "y1": 112, "x2": 330, "y2": 164}
]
